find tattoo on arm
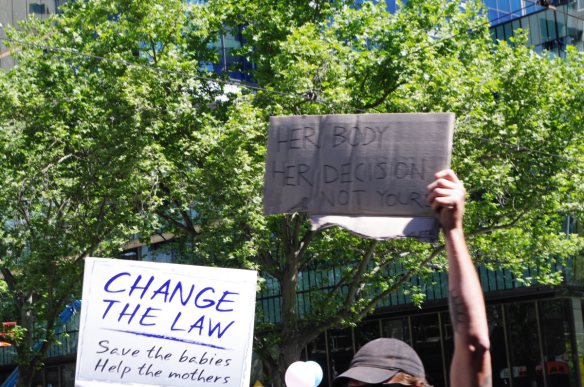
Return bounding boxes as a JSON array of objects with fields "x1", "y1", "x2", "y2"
[
  {"x1": 449, "y1": 288, "x2": 467, "y2": 333},
  {"x1": 481, "y1": 374, "x2": 492, "y2": 387}
]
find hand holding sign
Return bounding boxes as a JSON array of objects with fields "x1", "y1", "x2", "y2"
[{"x1": 427, "y1": 169, "x2": 466, "y2": 232}]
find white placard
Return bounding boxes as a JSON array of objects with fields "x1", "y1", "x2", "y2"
[{"x1": 75, "y1": 258, "x2": 257, "y2": 387}]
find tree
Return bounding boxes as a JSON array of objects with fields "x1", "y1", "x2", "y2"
[
  {"x1": 0, "y1": 1, "x2": 225, "y2": 385},
  {"x1": 0, "y1": 0, "x2": 582, "y2": 386},
  {"x1": 175, "y1": 0, "x2": 584, "y2": 384}
]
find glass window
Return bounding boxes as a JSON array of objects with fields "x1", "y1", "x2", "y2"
[
  {"x1": 440, "y1": 311, "x2": 454, "y2": 386},
  {"x1": 496, "y1": 25, "x2": 505, "y2": 40},
  {"x1": 29, "y1": 3, "x2": 46, "y2": 14},
  {"x1": 258, "y1": 276, "x2": 281, "y2": 324},
  {"x1": 488, "y1": 9, "x2": 500, "y2": 24},
  {"x1": 412, "y1": 313, "x2": 445, "y2": 387},
  {"x1": 538, "y1": 299, "x2": 576, "y2": 387},
  {"x1": 485, "y1": 0, "x2": 499, "y2": 23},
  {"x1": 504, "y1": 22, "x2": 513, "y2": 40},
  {"x1": 386, "y1": 0, "x2": 397, "y2": 14},
  {"x1": 505, "y1": 302, "x2": 543, "y2": 387},
  {"x1": 355, "y1": 320, "x2": 381, "y2": 348},
  {"x1": 328, "y1": 328, "x2": 354, "y2": 383},
  {"x1": 490, "y1": 28, "x2": 498, "y2": 42},
  {"x1": 61, "y1": 363, "x2": 75, "y2": 387},
  {"x1": 556, "y1": 9, "x2": 568, "y2": 38},
  {"x1": 496, "y1": 0, "x2": 512, "y2": 23},
  {"x1": 487, "y1": 305, "x2": 510, "y2": 387},
  {"x1": 381, "y1": 317, "x2": 410, "y2": 344},
  {"x1": 119, "y1": 247, "x2": 140, "y2": 260},
  {"x1": 512, "y1": 20, "x2": 521, "y2": 40},
  {"x1": 547, "y1": 12, "x2": 558, "y2": 41},
  {"x1": 523, "y1": 17, "x2": 533, "y2": 46},
  {"x1": 510, "y1": 0, "x2": 523, "y2": 17},
  {"x1": 529, "y1": 14, "x2": 543, "y2": 47},
  {"x1": 485, "y1": 0, "x2": 498, "y2": 11},
  {"x1": 566, "y1": 11, "x2": 584, "y2": 51},
  {"x1": 307, "y1": 333, "x2": 329, "y2": 387},
  {"x1": 539, "y1": 12, "x2": 551, "y2": 41}
]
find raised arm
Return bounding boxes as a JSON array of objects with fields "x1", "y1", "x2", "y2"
[{"x1": 427, "y1": 169, "x2": 492, "y2": 387}]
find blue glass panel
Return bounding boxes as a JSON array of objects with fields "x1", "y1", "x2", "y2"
[
  {"x1": 497, "y1": 0, "x2": 511, "y2": 13},
  {"x1": 490, "y1": 27, "x2": 498, "y2": 41},
  {"x1": 528, "y1": 14, "x2": 542, "y2": 46},
  {"x1": 386, "y1": 0, "x2": 397, "y2": 14},
  {"x1": 504, "y1": 22, "x2": 513, "y2": 39},
  {"x1": 484, "y1": 0, "x2": 498, "y2": 9},
  {"x1": 547, "y1": 12, "x2": 558, "y2": 40},
  {"x1": 487, "y1": 8, "x2": 499, "y2": 23},
  {"x1": 484, "y1": 0, "x2": 499, "y2": 23},
  {"x1": 556, "y1": 8, "x2": 567, "y2": 37},
  {"x1": 523, "y1": 17, "x2": 533, "y2": 46},
  {"x1": 512, "y1": 19, "x2": 522, "y2": 40},
  {"x1": 510, "y1": 0, "x2": 523, "y2": 16},
  {"x1": 496, "y1": 25, "x2": 505, "y2": 39}
]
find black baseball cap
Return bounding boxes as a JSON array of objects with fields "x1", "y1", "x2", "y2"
[{"x1": 332, "y1": 338, "x2": 425, "y2": 386}]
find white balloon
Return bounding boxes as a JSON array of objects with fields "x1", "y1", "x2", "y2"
[
  {"x1": 285, "y1": 361, "x2": 314, "y2": 387},
  {"x1": 305, "y1": 361, "x2": 323, "y2": 386}
]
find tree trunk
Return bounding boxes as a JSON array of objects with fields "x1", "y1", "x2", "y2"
[
  {"x1": 274, "y1": 340, "x2": 304, "y2": 387},
  {"x1": 262, "y1": 215, "x2": 324, "y2": 386},
  {"x1": 16, "y1": 303, "x2": 37, "y2": 387}
]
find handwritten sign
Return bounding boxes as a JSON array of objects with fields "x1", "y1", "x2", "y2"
[
  {"x1": 75, "y1": 258, "x2": 257, "y2": 387},
  {"x1": 264, "y1": 113, "x2": 454, "y2": 216}
]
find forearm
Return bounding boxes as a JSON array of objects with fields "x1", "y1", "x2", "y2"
[
  {"x1": 446, "y1": 228, "x2": 487, "y2": 336},
  {"x1": 446, "y1": 227, "x2": 492, "y2": 386},
  {"x1": 427, "y1": 169, "x2": 492, "y2": 385}
]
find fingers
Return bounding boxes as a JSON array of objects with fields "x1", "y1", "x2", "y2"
[
  {"x1": 427, "y1": 169, "x2": 464, "y2": 191},
  {"x1": 433, "y1": 169, "x2": 461, "y2": 184},
  {"x1": 428, "y1": 169, "x2": 466, "y2": 229},
  {"x1": 427, "y1": 169, "x2": 466, "y2": 208},
  {"x1": 428, "y1": 193, "x2": 458, "y2": 215}
]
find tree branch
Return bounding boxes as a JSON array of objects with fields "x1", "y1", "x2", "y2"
[
  {"x1": 324, "y1": 240, "x2": 379, "y2": 304},
  {"x1": 309, "y1": 243, "x2": 446, "y2": 334},
  {"x1": 359, "y1": 79, "x2": 404, "y2": 110},
  {"x1": 344, "y1": 240, "x2": 379, "y2": 306},
  {"x1": 357, "y1": 243, "x2": 445, "y2": 319},
  {"x1": 156, "y1": 210, "x2": 199, "y2": 238},
  {"x1": 469, "y1": 209, "x2": 528, "y2": 236},
  {"x1": 297, "y1": 229, "x2": 321, "y2": 270},
  {"x1": 41, "y1": 154, "x2": 73, "y2": 174},
  {"x1": 258, "y1": 250, "x2": 281, "y2": 280}
]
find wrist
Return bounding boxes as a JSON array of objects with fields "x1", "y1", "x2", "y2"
[{"x1": 443, "y1": 225, "x2": 464, "y2": 239}]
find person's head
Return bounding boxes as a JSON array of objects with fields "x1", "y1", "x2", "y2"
[{"x1": 332, "y1": 338, "x2": 431, "y2": 387}]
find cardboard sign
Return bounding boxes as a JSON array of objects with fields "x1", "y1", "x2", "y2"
[
  {"x1": 264, "y1": 113, "x2": 454, "y2": 216},
  {"x1": 75, "y1": 258, "x2": 257, "y2": 387}
]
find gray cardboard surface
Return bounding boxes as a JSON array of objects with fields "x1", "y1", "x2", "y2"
[
  {"x1": 309, "y1": 215, "x2": 440, "y2": 242},
  {"x1": 264, "y1": 113, "x2": 454, "y2": 216}
]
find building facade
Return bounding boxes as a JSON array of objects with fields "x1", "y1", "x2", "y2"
[
  {"x1": 257, "y1": 262, "x2": 584, "y2": 387},
  {"x1": 0, "y1": 0, "x2": 65, "y2": 69},
  {"x1": 488, "y1": 0, "x2": 584, "y2": 56}
]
